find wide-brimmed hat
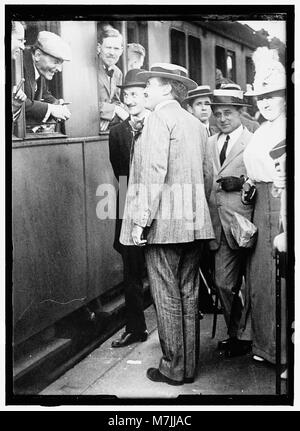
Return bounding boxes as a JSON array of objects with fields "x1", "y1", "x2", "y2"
[
  {"x1": 183, "y1": 85, "x2": 212, "y2": 105},
  {"x1": 35, "y1": 31, "x2": 71, "y2": 61},
  {"x1": 210, "y1": 84, "x2": 251, "y2": 107},
  {"x1": 244, "y1": 47, "x2": 286, "y2": 97},
  {"x1": 137, "y1": 63, "x2": 197, "y2": 91},
  {"x1": 117, "y1": 68, "x2": 147, "y2": 89}
]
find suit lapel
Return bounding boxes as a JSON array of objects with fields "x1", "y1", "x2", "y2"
[
  {"x1": 98, "y1": 58, "x2": 111, "y2": 94},
  {"x1": 219, "y1": 128, "x2": 249, "y2": 173}
]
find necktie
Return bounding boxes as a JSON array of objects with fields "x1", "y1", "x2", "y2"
[{"x1": 220, "y1": 135, "x2": 230, "y2": 166}]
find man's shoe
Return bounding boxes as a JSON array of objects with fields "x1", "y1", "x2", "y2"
[
  {"x1": 146, "y1": 368, "x2": 183, "y2": 386},
  {"x1": 184, "y1": 377, "x2": 194, "y2": 384},
  {"x1": 224, "y1": 340, "x2": 252, "y2": 358},
  {"x1": 218, "y1": 337, "x2": 235, "y2": 350},
  {"x1": 111, "y1": 330, "x2": 148, "y2": 348}
]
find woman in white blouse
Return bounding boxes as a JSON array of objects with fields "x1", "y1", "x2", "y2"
[{"x1": 242, "y1": 48, "x2": 286, "y2": 370}]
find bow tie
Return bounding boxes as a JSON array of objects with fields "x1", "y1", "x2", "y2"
[
  {"x1": 129, "y1": 118, "x2": 145, "y2": 138},
  {"x1": 105, "y1": 66, "x2": 114, "y2": 78}
]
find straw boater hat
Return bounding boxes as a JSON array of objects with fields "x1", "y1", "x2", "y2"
[
  {"x1": 137, "y1": 63, "x2": 197, "y2": 91},
  {"x1": 183, "y1": 85, "x2": 213, "y2": 105},
  {"x1": 35, "y1": 31, "x2": 71, "y2": 61},
  {"x1": 210, "y1": 83, "x2": 251, "y2": 107},
  {"x1": 117, "y1": 68, "x2": 147, "y2": 89},
  {"x1": 244, "y1": 47, "x2": 286, "y2": 97}
]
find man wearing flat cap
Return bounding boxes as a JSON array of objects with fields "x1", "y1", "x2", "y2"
[
  {"x1": 183, "y1": 85, "x2": 218, "y2": 136},
  {"x1": 108, "y1": 69, "x2": 150, "y2": 348},
  {"x1": 120, "y1": 63, "x2": 214, "y2": 385},
  {"x1": 207, "y1": 84, "x2": 254, "y2": 357},
  {"x1": 23, "y1": 30, "x2": 71, "y2": 126}
]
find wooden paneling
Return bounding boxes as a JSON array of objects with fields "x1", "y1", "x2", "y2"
[
  {"x1": 84, "y1": 137, "x2": 123, "y2": 300},
  {"x1": 12, "y1": 144, "x2": 87, "y2": 344}
]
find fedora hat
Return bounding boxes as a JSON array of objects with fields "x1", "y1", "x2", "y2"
[
  {"x1": 244, "y1": 47, "x2": 286, "y2": 97},
  {"x1": 117, "y1": 68, "x2": 147, "y2": 89},
  {"x1": 35, "y1": 31, "x2": 71, "y2": 61},
  {"x1": 137, "y1": 63, "x2": 197, "y2": 91},
  {"x1": 183, "y1": 85, "x2": 212, "y2": 104},
  {"x1": 210, "y1": 84, "x2": 251, "y2": 107}
]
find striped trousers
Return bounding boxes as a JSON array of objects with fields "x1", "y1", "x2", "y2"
[{"x1": 145, "y1": 241, "x2": 203, "y2": 382}]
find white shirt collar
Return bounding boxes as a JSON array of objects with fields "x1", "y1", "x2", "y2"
[
  {"x1": 154, "y1": 99, "x2": 179, "y2": 112},
  {"x1": 33, "y1": 61, "x2": 40, "y2": 81},
  {"x1": 217, "y1": 124, "x2": 244, "y2": 155}
]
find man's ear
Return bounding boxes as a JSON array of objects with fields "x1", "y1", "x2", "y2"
[
  {"x1": 96, "y1": 42, "x2": 101, "y2": 55},
  {"x1": 33, "y1": 49, "x2": 41, "y2": 62},
  {"x1": 162, "y1": 82, "x2": 172, "y2": 96}
]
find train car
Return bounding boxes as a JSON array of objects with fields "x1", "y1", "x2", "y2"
[{"x1": 10, "y1": 17, "x2": 270, "y2": 391}]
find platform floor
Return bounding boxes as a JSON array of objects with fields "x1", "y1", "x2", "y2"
[{"x1": 41, "y1": 305, "x2": 283, "y2": 398}]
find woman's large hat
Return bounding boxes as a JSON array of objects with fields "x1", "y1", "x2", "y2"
[
  {"x1": 117, "y1": 68, "x2": 147, "y2": 89},
  {"x1": 137, "y1": 63, "x2": 197, "y2": 91},
  {"x1": 183, "y1": 85, "x2": 212, "y2": 105},
  {"x1": 210, "y1": 84, "x2": 251, "y2": 107},
  {"x1": 244, "y1": 47, "x2": 286, "y2": 97}
]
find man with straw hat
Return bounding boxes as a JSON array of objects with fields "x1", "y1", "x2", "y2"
[
  {"x1": 120, "y1": 63, "x2": 215, "y2": 385},
  {"x1": 207, "y1": 84, "x2": 254, "y2": 358}
]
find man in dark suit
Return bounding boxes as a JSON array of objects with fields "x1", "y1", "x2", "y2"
[
  {"x1": 120, "y1": 64, "x2": 215, "y2": 385},
  {"x1": 207, "y1": 85, "x2": 254, "y2": 357},
  {"x1": 108, "y1": 69, "x2": 149, "y2": 347},
  {"x1": 11, "y1": 21, "x2": 27, "y2": 122},
  {"x1": 97, "y1": 26, "x2": 129, "y2": 132},
  {"x1": 23, "y1": 31, "x2": 71, "y2": 126}
]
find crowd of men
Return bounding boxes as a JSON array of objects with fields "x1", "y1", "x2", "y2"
[{"x1": 12, "y1": 22, "x2": 288, "y2": 385}]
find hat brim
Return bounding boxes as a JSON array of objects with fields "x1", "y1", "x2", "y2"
[
  {"x1": 117, "y1": 82, "x2": 146, "y2": 89},
  {"x1": 209, "y1": 102, "x2": 251, "y2": 107},
  {"x1": 182, "y1": 93, "x2": 212, "y2": 104},
  {"x1": 244, "y1": 84, "x2": 286, "y2": 97},
  {"x1": 137, "y1": 71, "x2": 197, "y2": 91}
]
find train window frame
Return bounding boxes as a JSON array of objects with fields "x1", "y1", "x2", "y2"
[
  {"x1": 215, "y1": 44, "x2": 237, "y2": 83},
  {"x1": 170, "y1": 27, "x2": 202, "y2": 83},
  {"x1": 12, "y1": 21, "x2": 68, "y2": 142}
]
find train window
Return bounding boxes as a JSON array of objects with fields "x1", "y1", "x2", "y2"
[
  {"x1": 170, "y1": 29, "x2": 186, "y2": 68},
  {"x1": 12, "y1": 21, "x2": 67, "y2": 140},
  {"x1": 188, "y1": 35, "x2": 201, "y2": 84},
  {"x1": 127, "y1": 21, "x2": 149, "y2": 70},
  {"x1": 246, "y1": 56, "x2": 255, "y2": 86},
  {"x1": 227, "y1": 50, "x2": 236, "y2": 82},
  {"x1": 216, "y1": 45, "x2": 236, "y2": 83},
  {"x1": 215, "y1": 45, "x2": 227, "y2": 79}
]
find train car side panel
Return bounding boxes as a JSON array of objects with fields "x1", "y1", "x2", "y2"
[{"x1": 12, "y1": 143, "x2": 88, "y2": 345}]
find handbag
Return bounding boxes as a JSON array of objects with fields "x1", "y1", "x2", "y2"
[{"x1": 230, "y1": 211, "x2": 258, "y2": 248}]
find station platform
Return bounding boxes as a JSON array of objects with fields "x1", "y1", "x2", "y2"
[{"x1": 40, "y1": 305, "x2": 282, "y2": 398}]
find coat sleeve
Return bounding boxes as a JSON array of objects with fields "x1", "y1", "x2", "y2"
[
  {"x1": 133, "y1": 112, "x2": 170, "y2": 227},
  {"x1": 200, "y1": 125, "x2": 213, "y2": 202},
  {"x1": 108, "y1": 127, "x2": 120, "y2": 180}
]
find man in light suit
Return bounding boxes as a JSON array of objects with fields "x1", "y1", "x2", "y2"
[
  {"x1": 120, "y1": 64, "x2": 215, "y2": 385},
  {"x1": 97, "y1": 26, "x2": 129, "y2": 132},
  {"x1": 23, "y1": 31, "x2": 71, "y2": 126},
  {"x1": 208, "y1": 85, "x2": 254, "y2": 357}
]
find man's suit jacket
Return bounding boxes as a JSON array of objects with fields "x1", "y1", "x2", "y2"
[
  {"x1": 208, "y1": 127, "x2": 254, "y2": 250},
  {"x1": 120, "y1": 101, "x2": 215, "y2": 245},
  {"x1": 23, "y1": 48, "x2": 58, "y2": 124},
  {"x1": 109, "y1": 118, "x2": 134, "y2": 251},
  {"x1": 98, "y1": 57, "x2": 123, "y2": 121}
]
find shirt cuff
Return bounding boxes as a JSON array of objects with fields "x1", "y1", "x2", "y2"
[{"x1": 42, "y1": 104, "x2": 52, "y2": 123}]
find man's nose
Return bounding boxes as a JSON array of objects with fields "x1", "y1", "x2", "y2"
[
  {"x1": 20, "y1": 41, "x2": 25, "y2": 50},
  {"x1": 56, "y1": 64, "x2": 63, "y2": 72}
]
